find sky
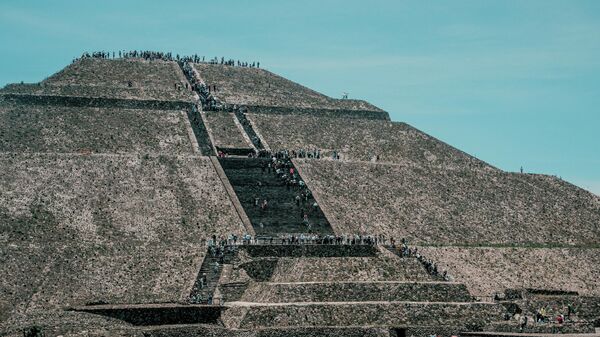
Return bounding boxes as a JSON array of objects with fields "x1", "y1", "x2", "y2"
[{"x1": 1, "y1": 0, "x2": 599, "y2": 195}]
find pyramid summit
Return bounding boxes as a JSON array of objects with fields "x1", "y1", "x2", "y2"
[{"x1": 0, "y1": 52, "x2": 599, "y2": 337}]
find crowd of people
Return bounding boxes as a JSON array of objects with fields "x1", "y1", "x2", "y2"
[
  {"x1": 180, "y1": 61, "x2": 216, "y2": 108},
  {"x1": 250, "y1": 151, "x2": 326, "y2": 231},
  {"x1": 395, "y1": 239, "x2": 451, "y2": 281},
  {"x1": 199, "y1": 233, "x2": 452, "y2": 281},
  {"x1": 203, "y1": 233, "x2": 396, "y2": 247},
  {"x1": 79, "y1": 50, "x2": 178, "y2": 61},
  {"x1": 251, "y1": 149, "x2": 341, "y2": 161},
  {"x1": 205, "y1": 56, "x2": 260, "y2": 68},
  {"x1": 511, "y1": 304, "x2": 577, "y2": 332},
  {"x1": 77, "y1": 50, "x2": 260, "y2": 68},
  {"x1": 234, "y1": 109, "x2": 263, "y2": 149}
]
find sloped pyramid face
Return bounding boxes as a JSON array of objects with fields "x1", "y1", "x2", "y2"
[{"x1": 0, "y1": 55, "x2": 599, "y2": 337}]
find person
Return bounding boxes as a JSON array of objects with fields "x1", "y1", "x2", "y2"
[
  {"x1": 199, "y1": 274, "x2": 206, "y2": 289},
  {"x1": 519, "y1": 314, "x2": 527, "y2": 332},
  {"x1": 567, "y1": 303, "x2": 574, "y2": 320}
]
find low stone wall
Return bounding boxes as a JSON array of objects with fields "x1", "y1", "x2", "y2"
[
  {"x1": 238, "y1": 244, "x2": 379, "y2": 258},
  {"x1": 1, "y1": 93, "x2": 191, "y2": 110},
  {"x1": 405, "y1": 326, "x2": 465, "y2": 337},
  {"x1": 580, "y1": 297, "x2": 600, "y2": 321},
  {"x1": 518, "y1": 295, "x2": 600, "y2": 321},
  {"x1": 142, "y1": 325, "x2": 391, "y2": 337},
  {"x1": 270, "y1": 256, "x2": 432, "y2": 282},
  {"x1": 485, "y1": 320, "x2": 595, "y2": 334},
  {"x1": 224, "y1": 302, "x2": 503, "y2": 329},
  {"x1": 247, "y1": 105, "x2": 389, "y2": 120},
  {"x1": 239, "y1": 259, "x2": 279, "y2": 282},
  {"x1": 0, "y1": 309, "x2": 133, "y2": 337},
  {"x1": 219, "y1": 282, "x2": 250, "y2": 302},
  {"x1": 2, "y1": 82, "x2": 195, "y2": 102},
  {"x1": 241, "y1": 281, "x2": 473, "y2": 303}
]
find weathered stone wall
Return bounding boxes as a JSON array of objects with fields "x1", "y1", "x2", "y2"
[
  {"x1": 204, "y1": 112, "x2": 252, "y2": 149},
  {"x1": 0, "y1": 101, "x2": 194, "y2": 154},
  {"x1": 0, "y1": 153, "x2": 246, "y2": 329},
  {"x1": 224, "y1": 302, "x2": 503, "y2": 329},
  {"x1": 37, "y1": 57, "x2": 194, "y2": 101},
  {"x1": 0, "y1": 93, "x2": 192, "y2": 110},
  {"x1": 239, "y1": 259, "x2": 280, "y2": 282},
  {"x1": 418, "y1": 247, "x2": 600, "y2": 297},
  {"x1": 296, "y1": 160, "x2": 600, "y2": 246},
  {"x1": 193, "y1": 63, "x2": 384, "y2": 113},
  {"x1": 516, "y1": 294, "x2": 600, "y2": 321},
  {"x1": 1, "y1": 83, "x2": 196, "y2": 104},
  {"x1": 485, "y1": 320, "x2": 596, "y2": 334},
  {"x1": 142, "y1": 325, "x2": 390, "y2": 337},
  {"x1": 252, "y1": 114, "x2": 487, "y2": 168},
  {"x1": 219, "y1": 283, "x2": 250, "y2": 303},
  {"x1": 247, "y1": 106, "x2": 389, "y2": 120},
  {"x1": 269, "y1": 256, "x2": 432, "y2": 282},
  {"x1": 0, "y1": 310, "x2": 134, "y2": 337},
  {"x1": 241, "y1": 281, "x2": 472, "y2": 303}
]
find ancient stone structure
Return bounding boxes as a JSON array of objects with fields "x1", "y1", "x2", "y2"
[{"x1": 0, "y1": 54, "x2": 598, "y2": 337}]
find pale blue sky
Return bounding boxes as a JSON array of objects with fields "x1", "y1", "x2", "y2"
[{"x1": 1, "y1": 0, "x2": 599, "y2": 195}]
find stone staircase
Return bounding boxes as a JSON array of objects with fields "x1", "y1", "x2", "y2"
[
  {"x1": 189, "y1": 246, "x2": 237, "y2": 304},
  {"x1": 235, "y1": 107, "x2": 264, "y2": 150},
  {"x1": 218, "y1": 157, "x2": 333, "y2": 236},
  {"x1": 177, "y1": 61, "x2": 216, "y2": 155},
  {"x1": 186, "y1": 105, "x2": 215, "y2": 155},
  {"x1": 385, "y1": 245, "x2": 447, "y2": 281}
]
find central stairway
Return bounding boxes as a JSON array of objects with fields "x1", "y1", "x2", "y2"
[{"x1": 219, "y1": 157, "x2": 334, "y2": 236}]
